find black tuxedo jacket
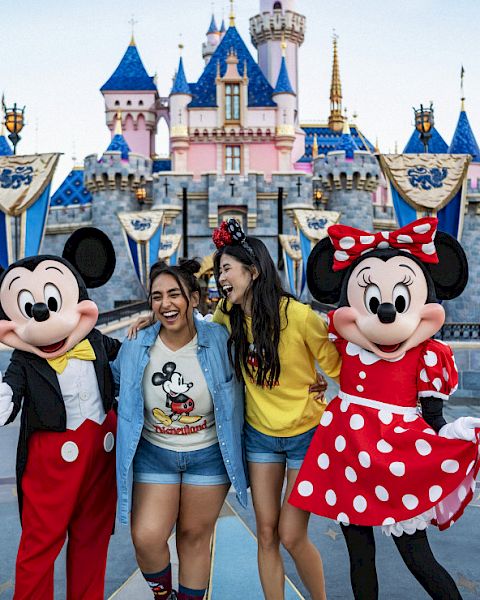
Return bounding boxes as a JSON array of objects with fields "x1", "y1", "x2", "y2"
[{"x1": 4, "y1": 328, "x2": 121, "y2": 515}]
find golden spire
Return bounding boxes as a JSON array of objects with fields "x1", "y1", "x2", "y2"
[
  {"x1": 129, "y1": 15, "x2": 137, "y2": 46},
  {"x1": 114, "y1": 112, "x2": 123, "y2": 136},
  {"x1": 281, "y1": 31, "x2": 287, "y2": 57},
  {"x1": 312, "y1": 133, "x2": 318, "y2": 159},
  {"x1": 229, "y1": 0, "x2": 235, "y2": 26},
  {"x1": 328, "y1": 31, "x2": 343, "y2": 132}
]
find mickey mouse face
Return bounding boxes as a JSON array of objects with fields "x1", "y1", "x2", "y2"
[
  {"x1": 333, "y1": 254, "x2": 445, "y2": 360},
  {"x1": 0, "y1": 259, "x2": 98, "y2": 359}
]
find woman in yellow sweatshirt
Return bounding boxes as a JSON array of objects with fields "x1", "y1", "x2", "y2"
[{"x1": 212, "y1": 219, "x2": 341, "y2": 600}]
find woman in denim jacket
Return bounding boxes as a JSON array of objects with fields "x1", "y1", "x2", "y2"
[{"x1": 112, "y1": 260, "x2": 247, "y2": 600}]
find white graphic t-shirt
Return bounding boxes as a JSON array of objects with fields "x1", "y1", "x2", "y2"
[{"x1": 142, "y1": 335, "x2": 217, "y2": 451}]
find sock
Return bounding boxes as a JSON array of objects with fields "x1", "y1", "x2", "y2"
[
  {"x1": 177, "y1": 584, "x2": 207, "y2": 600},
  {"x1": 142, "y1": 564, "x2": 172, "y2": 599}
]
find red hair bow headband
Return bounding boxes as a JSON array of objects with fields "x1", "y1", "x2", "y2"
[
  {"x1": 212, "y1": 219, "x2": 256, "y2": 259},
  {"x1": 328, "y1": 217, "x2": 439, "y2": 271}
]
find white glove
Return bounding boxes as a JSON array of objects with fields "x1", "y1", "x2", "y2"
[
  {"x1": 439, "y1": 417, "x2": 480, "y2": 442},
  {"x1": 0, "y1": 372, "x2": 14, "y2": 426}
]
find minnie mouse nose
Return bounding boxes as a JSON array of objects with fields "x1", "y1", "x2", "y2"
[
  {"x1": 32, "y1": 302, "x2": 50, "y2": 322},
  {"x1": 377, "y1": 303, "x2": 396, "y2": 324}
]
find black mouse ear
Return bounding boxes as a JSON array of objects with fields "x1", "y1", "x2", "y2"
[
  {"x1": 307, "y1": 237, "x2": 345, "y2": 304},
  {"x1": 152, "y1": 372, "x2": 168, "y2": 386},
  {"x1": 427, "y1": 231, "x2": 468, "y2": 300},
  {"x1": 63, "y1": 227, "x2": 116, "y2": 288},
  {"x1": 163, "y1": 361, "x2": 177, "y2": 375}
]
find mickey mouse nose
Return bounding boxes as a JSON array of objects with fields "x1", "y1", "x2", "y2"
[
  {"x1": 32, "y1": 303, "x2": 50, "y2": 322},
  {"x1": 377, "y1": 303, "x2": 396, "y2": 324}
]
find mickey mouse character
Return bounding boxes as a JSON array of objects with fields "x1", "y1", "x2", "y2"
[
  {"x1": 0, "y1": 228, "x2": 120, "y2": 600},
  {"x1": 152, "y1": 361, "x2": 196, "y2": 421},
  {"x1": 289, "y1": 217, "x2": 480, "y2": 600}
]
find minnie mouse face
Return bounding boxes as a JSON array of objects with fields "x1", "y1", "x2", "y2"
[
  {"x1": 0, "y1": 258, "x2": 98, "y2": 359},
  {"x1": 334, "y1": 253, "x2": 445, "y2": 360}
]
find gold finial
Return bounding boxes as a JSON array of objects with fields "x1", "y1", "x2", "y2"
[
  {"x1": 229, "y1": 0, "x2": 235, "y2": 26},
  {"x1": 114, "y1": 112, "x2": 123, "y2": 136},
  {"x1": 328, "y1": 30, "x2": 343, "y2": 132},
  {"x1": 312, "y1": 133, "x2": 318, "y2": 159},
  {"x1": 342, "y1": 108, "x2": 350, "y2": 135},
  {"x1": 374, "y1": 136, "x2": 380, "y2": 153},
  {"x1": 281, "y1": 31, "x2": 287, "y2": 57},
  {"x1": 129, "y1": 15, "x2": 138, "y2": 46},
  {"x1": 178, "y1": 42, "x2": 184, "y2": 55}
]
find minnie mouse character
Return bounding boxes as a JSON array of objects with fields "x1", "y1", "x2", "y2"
[
  {"x1": 289, "y1": 217, "x2": 480, "y2": 599},
  {"x1": 0, "y1": 228, "x2": 120, "y2": 600}
]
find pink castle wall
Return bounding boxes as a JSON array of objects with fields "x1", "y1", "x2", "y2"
[
  {"x1": 187, "y1": 144, "x2": 217, "y2": 180},
  {"x1": 123, "y1": 114, "x2": 152, "y2": 157},
  {"x1": 249, "y1": 144, "x2": 277, "y2": 180}
]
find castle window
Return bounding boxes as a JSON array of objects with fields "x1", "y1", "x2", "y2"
[
  {"x1": 225, "y1": 83, "x2": 240, "y2": 121},
  {"x1": 114, "y1": 100, "x2": 120, "y2": 106},
  {"x1": 127, "y1": 100, "x2": 132, "y2": 106},
  {"x1": 225, "y1": 145, "x2": 241, "y2": 173},
  {"x1": 273, "y1": 1, "x2": 282, "y2": 9},
  {"x1": 139, "y1": 100, "x2": 144, "y2": 106}
]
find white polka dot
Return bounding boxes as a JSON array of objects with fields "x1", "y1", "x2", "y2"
[
  {"x1": 403, "y1": 413, "x2": 418, "y2": 423},
  {"x1": 297, "y1": 481, "x2": 314, "y2": 497},
  {"x1": 443, "y1": 367, "x2": 449, "y2": 382},
  {"x1": 466, "y1": 461, "x2": 475, "y2": 476},
  {"x1": 359, "y1": 371, "x2": 366, "y2": 379},
  {"x1": 360, "y1": 235, "x2": 375, "y2": 244},
  {"x1": 334, "y1": 250, "x2": 350, "y2": 262},
  {"x1": 403, "y1": 494, "x2": 419, "y2": 510},
  {"x1": 104, "y1": 432, "x2": 115, "y2": 452},
  {"x1": 433, "y1": 378, "x2": 442, "y2": 391},
  {"x1": 339, "y1": 236, "x2": 356, "y2": 250},
  {"x1": 382, "y1": 517, "x2": 395, "y2": 526},
  {"x1": 358, "y1": 451, "x2": 371, "y2": 468},
  {"x1": 394, "y1": 426, "x2": 408, "y2": 434},
  {"x1": 397, "y1": 234, "x2": 413, "y2": 243},
  {"x1": 325, "y1": 489, "x2": 337, "y2": 506},
  {"x1": 377, "y1": 439, "x2": 393, "y2": 453},
  {"x1": 340, "y1": 399, "x2": 349, "y2": 412},
  {"x1": 441, "y1": 459, "x2": 459, "y2": 474},
  {"x1": 429, "y1": 485, "x2": 443, "y2": 502},
  {"x1": 321, "y1": 411, "x2": 333, "y2": 426},
  {"x1": 356, "y1": 384, "x2": 364, "y2": 393},
  {"x1": 458, "y1": 486, "x2": 468, "y2": 502},
  {"x1": 420, "y1": 368, "x2": 430, "y2": 383},
  {"x1": 353, "y1": 496, "x2": 367, "y2": 512},
  {"x1": 345, "y1": 466, "x2": 357, "y2": 482},
  {"x1": 335, "y1": 435, "x2": 347, "y2": 452},
  {"x1": 423, "y1": 428, "x2": 436, "y2": 436},
  {"x1": 415, "y1": 439, "x2": 432, "y2": 456},
  {"x1": 381, "y1": 231, "x2": 390, "y2": 240},
  {"x1": 317, "y1": 453, "x2": 330, "y2": 469},
  {"x1": 337, "y1": 512, "x2": 349, "y2": 525},
  {"x1": 378, "y1": 410, "x2": 393, "y2": 425},
  {"x1": 350, "y1": 414, "x2": 365, "y2": 430},
  {"x1": 377, "y1": 241, "x2": 389, "y2": 249},
  {"x1": 375, "y1": 485, "x2": 389, "y2": 501},
  {"x1": 413, "y1": 223, "x2": 431, "y2": 234},
  {"x1": 424, "y1": 350, "x2": 438, "y2": 367},
  {"x1": 422, "y1": 242, "x2": 436, "y2": 255},
  {"x1": 389, "y1": 461, "x2": 406, "y2": 477}
]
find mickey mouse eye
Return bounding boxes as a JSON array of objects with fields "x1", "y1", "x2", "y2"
[
  {"x1": 18, "y1": 290, "x2": 35, "y2": 319},
  {"x1": 364, "y1": 284, "x2": 381, "y2": 314},
  {"x1": 44, "y1": 284, "x2": 62, "y2": 312},
  {"x1": 393, "y1": 283, "x2": 410, "y2": 313}
]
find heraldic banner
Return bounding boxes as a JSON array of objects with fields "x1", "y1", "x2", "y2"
[
  {"x1": 380, "y1": 154, "x2": 471, "y2": 239},
  {"x1": 293, "y1": 209, "x2": 341, "y2": 295},
  {"x1": 118, "y1": 211, "x2": 164, "y2": 288},
  {"x1": 0, "y1": 153, "x2": 61, "y2": 267},
  {"x1": 158, "y1": 234, "x2": 182, "y2": 266}
]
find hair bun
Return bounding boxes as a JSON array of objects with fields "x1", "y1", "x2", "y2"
[{"x1": 178, "y1": 258, "x2": 201, "y2": 275}]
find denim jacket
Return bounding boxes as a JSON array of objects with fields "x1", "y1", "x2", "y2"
[{"x1": 111, "y1": 318, "x2": 248, "y2": 524}]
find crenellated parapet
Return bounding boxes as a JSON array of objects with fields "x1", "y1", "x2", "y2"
[
  {"x1": 249, "y1": 11, "x2": 305, "y2": 46},
  {"x1": 314, "y1": 150, "x2": 380, "y2": 192},
  {"x1": 84, "y1": 152, "x2": 152, "y2": 193}
]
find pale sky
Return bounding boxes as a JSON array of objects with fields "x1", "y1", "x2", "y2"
[{"x1": 1, "y1": 0, "x2": 479, "y2": 190}]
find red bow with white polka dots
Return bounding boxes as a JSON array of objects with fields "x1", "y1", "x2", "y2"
[{"x1": 328, "y1": 217, "x2": 439, "y2": 271}]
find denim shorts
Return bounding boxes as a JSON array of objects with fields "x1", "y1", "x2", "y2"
[
  {"x1": 244, "y1": 422, "x2": 317, "y2": 470},
  {"x1": 133, "y1": 436, "x2": 230, "y2": 486}
]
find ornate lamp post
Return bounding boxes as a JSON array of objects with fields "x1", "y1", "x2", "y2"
[
  {"x1": 313, "y1": 186, "x2": 323, "y2": 209},
  {"x1": 413, "y1": 103, "x2": 434, "y2": 153},
  {"x1": 4, "y1": 101, "x2": 26, "y2": 155}
]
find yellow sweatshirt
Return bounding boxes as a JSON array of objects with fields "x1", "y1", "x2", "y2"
[{"x1": 212, "y1": 298, "x2": 341, "y2": 437}]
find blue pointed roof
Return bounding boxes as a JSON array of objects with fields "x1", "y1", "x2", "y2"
[
  {"x1": 207, "y1": 14, "x2": 218, "y2": 34},
  {"x1": 0, "y1": 134, "x2": 13, "y2": 156},
  {"x1": 403, "y1": 126, "x2": 448, "y2": 153},
  {"x1": 448, "y1": 108, "x2": 479, "y2": 163},
  {"x1": 273, "y1": 56, "x2": 295, "y2": 95},
  {"x1": 101, "y1": 41, "x2": 157, "y2": 91},
  {"x1": 333, "y1": 126, "x2": 359, "y2": 159},
  {"x1": 298, "y1": 125, "x2": 374, "y2": 163},
  {"x1": 188, "y1": 26, "x2": 276, "y2": 108},
  {"x1": 107, "y1": 133, "x2": 131, "y2": 160},
  {"x1": 220, "y1": 19, "x2": 226, "y2": 33},
  {"x1": 171, "y1": 57, "x2": 191, "y2": 95},
  {"x1": 50, "y1": 168, "x2": 92, "y2": 207}
]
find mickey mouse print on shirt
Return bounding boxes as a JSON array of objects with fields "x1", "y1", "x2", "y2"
[{"x1": 152, "y1": 361, "x2": 199, "y2": 424}]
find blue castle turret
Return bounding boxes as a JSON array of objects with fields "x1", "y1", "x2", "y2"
[{"x1": 448, "y1": 100, "x2": 480, "y2": 162}]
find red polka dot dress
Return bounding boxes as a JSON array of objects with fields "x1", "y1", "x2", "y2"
[{"x1": 289, "y1": 311, "x2": 480, "y2": 534}]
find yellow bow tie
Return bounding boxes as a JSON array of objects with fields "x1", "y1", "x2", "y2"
[{"x1": 47, "y1": 339, "x2": 96, "y2": 374}]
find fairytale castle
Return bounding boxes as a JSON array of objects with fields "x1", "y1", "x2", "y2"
[{"x1": 1, "y1": 0, "x2": 478, "y2": 329}]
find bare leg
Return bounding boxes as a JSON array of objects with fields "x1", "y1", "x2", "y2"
[
  {"x1": 279, "y1": 469, "x2": 326, "y2": 600},
  {"x1": 249, "y1": 461, "x2": 286, "y2": 600},
  {"x1": 176, "y1": 483, "x2": 230, "y2": 589}
]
